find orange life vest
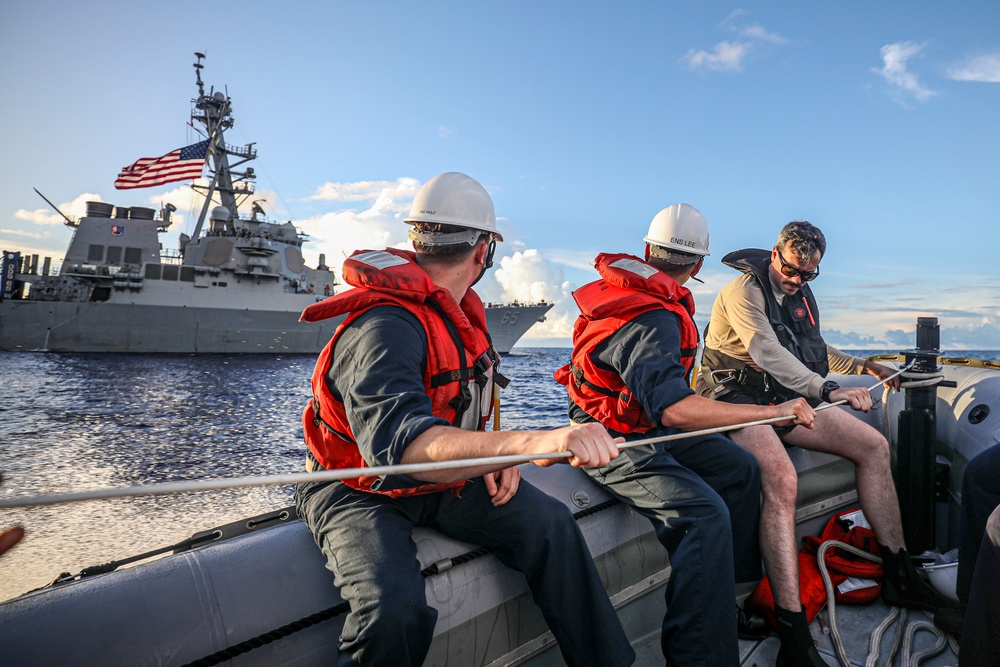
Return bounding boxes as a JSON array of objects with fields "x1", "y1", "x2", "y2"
[
  {"x1": 554, "y1": 253, "x2": 698, "y2": 434},
  {"x1": 300, "y1": 248, "x2": 495, "y2": 496}
]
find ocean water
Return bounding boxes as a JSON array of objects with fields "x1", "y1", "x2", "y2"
[
  {"x1": 1, "y1": 346, "x2": 997, "y2": 603},
  {"x1": 0, "y1": 348, "x2": 573, "y2": 602}
]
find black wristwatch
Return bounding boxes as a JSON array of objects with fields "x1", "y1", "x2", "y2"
[{"x1": 820, "y1": 381, "x2": 840, "y2": 403}]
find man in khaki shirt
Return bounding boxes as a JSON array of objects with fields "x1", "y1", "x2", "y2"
[{"x1": 697, "y1": 221, "x2": 955, "y2": 667}]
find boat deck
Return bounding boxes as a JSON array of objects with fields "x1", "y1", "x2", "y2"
[
  {"x1": 524, "y1": 602, "x2": 960, "y2": 666},
  {"x1": 739, "y1": 601, "x2": 959, "y2": 667},
  {"x1": 520, "y1": 580, "x2": 960, "y2": 667}
]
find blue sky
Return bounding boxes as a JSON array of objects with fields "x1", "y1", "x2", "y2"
[{"x1": 2, "y1": 2, "x2": 998, "y2": 348}]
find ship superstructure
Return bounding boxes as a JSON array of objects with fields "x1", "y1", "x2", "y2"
[{"x1": 0, "y1": 55, "x2": 550, "y2": 354}]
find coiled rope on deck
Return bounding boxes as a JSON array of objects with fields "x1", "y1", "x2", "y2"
[{"x1": 816, "y1": 539, "x2": 959, "y2": 667}]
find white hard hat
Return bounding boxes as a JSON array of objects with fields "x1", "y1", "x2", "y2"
[
  {"x1": 404, "y1": 172, "x2": 503, "y2": 243},
  {"x1": 643, "y1": 203, "x2": 710, "y2": 259}
]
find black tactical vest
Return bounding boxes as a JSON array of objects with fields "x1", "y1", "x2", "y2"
[{"x1": 701, "y1": 248, "x2": 829, "y2": 403}]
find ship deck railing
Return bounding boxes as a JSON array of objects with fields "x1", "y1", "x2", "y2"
[
  {"x1": 483, "y1": 300, "x2": 551, "y2": 308},
  {"x1": 220, "y1": 142, "x2": 257, "y2": 159}
]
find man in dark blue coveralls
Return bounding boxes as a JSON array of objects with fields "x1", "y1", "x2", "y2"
[
  {"x1": 296, "y1": 172, "x2": 634, "y2": 667},
  {"x1": 935, "y1": 443, "x2": 1000, "y2": 666},
  {"x1": 556, "y1": 204, "x2": 817, "y2": 667}
]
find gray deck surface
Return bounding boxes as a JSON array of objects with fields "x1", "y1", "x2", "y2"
[{"x1": 546, "y1": 599, "x2": 960, "y2": 666}]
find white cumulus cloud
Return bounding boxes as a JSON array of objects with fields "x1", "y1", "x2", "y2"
[
  {"x1": 489, "y1": 249, "x2": 565, "y2": 305},
  {"x1": 683, "y1": 13, "x2": 788, "y2": 73},
  {"x1": 735, "y1": 23, "x2": 787, "y2": 45},
  {"x1": 0, "y1": 228, "x2": 47, "y2": 240},
  {"x1": 296, "y1": 195, "x2": 411, "y2": 270},
  {"x1": 306, "y1": 178, "x2": 420, "y2": 203},
  {"x1": 947, "y1": 53, "x2": 1000, "y2": 83},
  {"x1": 682, "y1": 41, "x2": 751, "y2": 72},
  {"x1": 873, "y1": 41, "x2": 937, "y2": 103},
  {"x1": 14, "y1": 192, "x2": 104, "y2": 226}
]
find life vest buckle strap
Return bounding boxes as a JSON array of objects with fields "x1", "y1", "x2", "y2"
[
  {"x1": 493, "y1": 368, "x2": 511, "y2": 389},
  {"x1": 701, "y1": 348, "x2": 791, "y2": 404},
  {"x1": 430, "y1": 369, "x2": 467, "y2": 387},
  {"x1": 311, "y1": 394, "x2": 354, "y2": 442},
  {"x1": 704, "y1": 368, "x2": 739, "y2": 396},
  {"x1": 570, "y1": 363, "x2": 623, "y2": 399},
  {"x1": 448, "y1": 384, "x2": 473, "y2": 416},
  {"x1": 311, "y1": 396, "x2": 325, "y2": 427},
  {"x1": 472, "y1": 351, "x2": 493, "y2": 389}
]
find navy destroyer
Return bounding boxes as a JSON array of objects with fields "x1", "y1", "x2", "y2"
[{"x1": 0, "y1": 55, "x2": 551, "y2": 354}]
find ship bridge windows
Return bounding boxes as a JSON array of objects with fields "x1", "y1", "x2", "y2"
[
  {"x1": 88, "y1": 245, "x2": 143, "y2": 265},
  {"x1": 142, "y1": 263, "x2": 198, "y2": 283}
]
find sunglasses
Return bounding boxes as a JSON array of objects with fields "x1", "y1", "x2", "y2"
[{"x1": 775, "y1": 248, "x2": 820, "y2": 281}]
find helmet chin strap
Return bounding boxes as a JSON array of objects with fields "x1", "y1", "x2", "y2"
[
  {"x1": 471, "y1": 238, "x2": 497, "y2": 287},
  {"x1": 688, "y1": 257, "x2": 705, "y2": 283}
]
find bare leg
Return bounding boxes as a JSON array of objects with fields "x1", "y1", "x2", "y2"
[
  {"x1": 783, "y1": 407, "x2": 905, "y2": 550},
  {"x1": 730, "y1": 424, "x2": 803, "y2": 610}
]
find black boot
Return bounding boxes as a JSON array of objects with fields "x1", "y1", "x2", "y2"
[
  {"x1": 879, "y1": 545, "x2": 960, "y2": 612},
  {"x1": 737, "y1": 606, "x2": 770, "y2": 640},
  {"x1": 774, "y1": 606, "x2": 828, "y2": 667},
  {"x1": 932, "y1": 606, "x2": 965, "y2": 638}
]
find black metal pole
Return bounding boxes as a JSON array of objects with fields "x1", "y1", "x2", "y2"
[{"x1": 893, "y1": 317, "x2": 940, "y2": 552}]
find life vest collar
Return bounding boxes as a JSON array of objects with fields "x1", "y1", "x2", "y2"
[
  {"x1": 721, "y1": 248, "x2": 772, "y2": 275},
  {"x1": 580, "y1": 252, "x2": 695, "y2": 319},
  {"x1": 300, "y1": 248, "x2": 488, "y2": 353}
]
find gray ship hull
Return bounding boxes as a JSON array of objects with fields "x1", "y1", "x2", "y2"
[
  {"x1": 0, "y1": 300, "x2": 341, "y2": 354},
  {"x1": 484, "y1": 303, "x2": 552, "y2": 354},
  {"x1": 0, "y1": 300, "x2": 550, "y2": 354}
]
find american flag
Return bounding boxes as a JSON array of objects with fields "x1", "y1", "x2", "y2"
[{"x1": 114, "y1": 140, "x2": 210, "y2": 190}]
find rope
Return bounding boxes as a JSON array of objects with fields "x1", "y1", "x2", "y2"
[
  {"x1": 899, "y1": 368, "x2": 946, "y2": 390},
  {"x1": 816, "y1": 539, "x2": 956, "y2": 667},
  {"x1": 903, "y1": 620, "x2": 949, "y2": 665},
  {"x1": 0, "y1": 364, "x2": 913, "y2": 510},
  {"x1": 863, "y1": 606, "x2": 905, "y2": 667},
  {"x1": 181, "y1": 602, "x2": 349, "y2": 667}
]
